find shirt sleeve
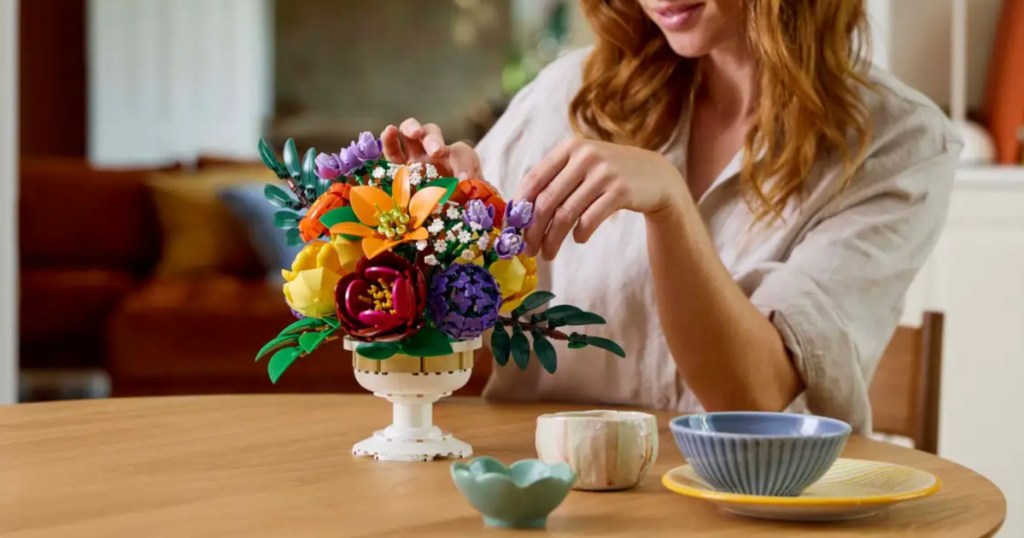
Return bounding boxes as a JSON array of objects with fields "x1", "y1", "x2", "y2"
[{"x1": 749, "y1": 136, "x2": 962, "y2": 433}]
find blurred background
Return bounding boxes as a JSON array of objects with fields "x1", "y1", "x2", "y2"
[{"x1": 2, "y1": 0, "x2": 1024, "y2": 534}]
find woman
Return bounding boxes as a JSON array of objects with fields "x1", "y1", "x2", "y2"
[{"x1": 380, "y1": 0, "x2": 961, "y2": 433}]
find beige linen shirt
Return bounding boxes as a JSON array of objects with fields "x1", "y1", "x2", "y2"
[{"x1": 476, "y1": 48, "x2": 962, "y2": 433}]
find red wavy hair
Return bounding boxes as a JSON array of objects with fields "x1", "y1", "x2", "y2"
[{"x1": 570, "y1": 0, "x2": 873, "y2": 222}]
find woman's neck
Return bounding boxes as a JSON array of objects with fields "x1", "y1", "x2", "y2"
[{"x1": 696, "y1": 38, "x2": 758, "y2": 121}]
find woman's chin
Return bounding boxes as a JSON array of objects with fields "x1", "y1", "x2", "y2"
[{"x1": 663, "y1": 35, "x2": 715, "y2": 58}]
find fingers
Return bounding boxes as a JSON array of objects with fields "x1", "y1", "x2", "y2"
[
  {"x1": 524, "y1": 155, "x2": 586, "y2": 257},
  {"x1": 572, "y1": 191, "x2": 619, "y2": 244},
  {"x1": 398, "y1": 118, "x2": 428, "y2": 162},
  {"x1": 381, "y1": 125, "x2": 407, "y2": 163},
  {"x1": 540, "y1": 174, "x2": 605, "y2": 260},
  {"x1": 420, "y1": 123, "x2": 447, "y2": 158},
  {"x1": 449, "y1": 142, "x2": 482, "y2": 180},
  {"x1": 516, "y1": 138, "x2": 576, "y2": 202}
]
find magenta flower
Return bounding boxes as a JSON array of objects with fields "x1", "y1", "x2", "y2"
[{"x1": 335, "y1": 252, "x2": 427, "y2": 341}]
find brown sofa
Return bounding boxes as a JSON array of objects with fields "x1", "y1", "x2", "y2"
[{"x1": 18, "y1": 158, "x2": 491, "y2": 397}]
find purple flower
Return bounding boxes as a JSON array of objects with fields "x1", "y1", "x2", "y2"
[
  {"x1": 494, "y1": 228, "x2": 525, "y2": 259},
  {"x1": 463, "y1": 199, "x2": 495, "y2": 230},
  {"x1": 339, "y1": 143, "x2": 361, "y2": 174},
  {"x1": 352, "y1": 131, "x2": 382, "y2": 162},
  {"x1": 504, "y1": 199, "x2": 534, "y2": 230},
  {"x1": 428, "y1": 264, "x2": 502, "y2": 340},
  {"x1": 314, "y1": 152, "x2": 345, "y2": 180}
]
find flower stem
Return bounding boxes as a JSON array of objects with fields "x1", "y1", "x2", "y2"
[{"x1": 499, "y1": 316, "x2": 569, "y2": 341}]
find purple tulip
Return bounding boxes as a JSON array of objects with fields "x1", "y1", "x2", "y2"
[
  {"x1": 339, "y1": 143, "x2": 361, "y2": 174},
  {"x1": 314, "y1": 152, "x2": 345, "y2": 180},
  {"x1": 427, "y1": 263, "x2": 502, "y2": 340},
  {"x1": 504, "y1": 199, "x2": 534, "y2": 230},
  {"x1": 352, "y1": 131, "x2": 383, "y2": 162},
  {"x1": 494, "y1": 228, "x2": 525, "y2": 259},
  {"x1": 463, "y1": 199, "x2": 495, "y2": 230}
]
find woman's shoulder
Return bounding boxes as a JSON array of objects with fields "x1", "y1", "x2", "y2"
[
  {"x1": 523, "y1": 47, "x2": 592, "y2": 110},
  {"x1": 861, "y1": 66, "x2": 964, "y2": 159}
]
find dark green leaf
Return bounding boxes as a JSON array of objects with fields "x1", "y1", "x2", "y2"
[
  {"x1": 356, "y1": 342, "x2": 400, "y2": 360},
  {"x1": 512, "y1": 291, "x2": 556, "y2": 317},
  {"x1": 285, "y1": 228, "x2": 303, "y2": 247},
  {"x1": 541, "y1": 304, "x2": 583, "y2": 322},
  {"x1": 568, "y1": 332, "x2": 587, "y2": 349},
  {"x1": 400, "y1": 326, "x2": 454, "y2": 357},
  {"x1": 531, "y1": 329, "x2": 558, "y2": 374},
  {"x1": 568, "y1": 340, "x2": 587, "y2": 349},
  {"x1": 322, "y1": 316, "x2": 341, "y2": 329},
  {"x1": 510, "y1": 326, "x2": 530, "y2": 370},
  {"x1": 301, "y1": 147, "x2": 317, "y2": 188},
  {"x1": 258, "y1": 138, "x2": 280, "y2": 173},
  {"x1": 422, "y1": 177, "x2": 458, "y2": 206},
  {"x1": 491, "y1": 322, "x2": 511, "y2": 366},
  {"x1": 298, "y1": 331, "x2": 329, "y2": 354},
  {"x1": 255, "y1": 334, "x2": 300, "y2": 362},
  {"x1": 264, "y1": 183, "x2": 299, "y2": 209},
  {"x1": 274, "y1": 210, "x2": 300, "y2": 228},
  {"x1": 283, "y1": 138, "x2": 300, "y2": 178},
  {"x1": 279, "y1": 316, "x2": 329, "y2": 336},
  {"x1": 268, "y1": 347, "x2": 302, "y2": 383},
  {"x1": 584, "y1": 335, "x2": 626, "y2": 358},
  {"x1": 320, "y1": 206, "x2": 359, "y2": 228},
  {"x1": 559, "y1": 312, "x2": 606, "y2": 326}
]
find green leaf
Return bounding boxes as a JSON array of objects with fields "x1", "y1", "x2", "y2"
[
  {"x1": 279, "y1": 316, "x2": 329, "y2": 335},
  {"x1": 301, "y1": 147, "x2": 317, "y2": 189},
  {"x1": 400, "y1": 326, "x2": 454, "y2": 357},
  {"x1": 541, "y1": 304, "x2": 583, "y2": 322},
  {"x1": 558, "y1": 311, "x2": 606, "y2": 326},
  {"x1": 298, "y1": 331, "x2": 329, "y2": 354},
  {"x1": 512, "y1": 291, "x2": 556, "y2": 317},
  {"x1": 568, "y1": 332, "x2": 587, "y2": 349},
  {"x1": 323, "y1": 316, "x2": 341, "y2": 329},
  {"x1": 258, "y1": 138, "x2": 280, "y2": 173},
  {"x1": 268, "y1": 347, "x2": 302, "y2": 383},
  {"x1": 264, "y1": 183, "x2": 299, "y2": 209},
  {"x1": 274, "y1": 210, "x2": 301, "y2": 229},
  {"x1": 283, "y1": 138, "x2": 300, "y2": 178},
  {"x1": 320, "y1": 206, "x2": 359, "y2": 229},
  {"x1": 491, "y1": 322, "x2": 511, "y2": 366},
  {"x1": 584, "y1": 335, "x2": 626, "y2": 358},
  {"x1": 356, "y1": 342, "x2": 400, "y2": 360},
  {"x1": 510, "y1": 326, "x2": 530, "y2": 370},
  {"x1": 422, "y1": 177, "x2": 458, "y2": 206},
  {"x1": 531, "y1": 329, "x2": 557, "y2": 374},
  {"x1": 255, "y1": 334, "x2": 300, "y2": 362},
  {"x1": 285, "y1": 228, "x2": 304, "y2": 247}
]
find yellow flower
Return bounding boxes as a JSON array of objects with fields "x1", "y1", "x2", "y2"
[
  {"x1": 489, "y1": 254, "x2": 538, "y2": 314},
  {"x1": 282, "y1": 240, "x2": 347, "y2": 318},
  {"x1": 331, "y1": 235, "x2": 363, "y2": 275}
]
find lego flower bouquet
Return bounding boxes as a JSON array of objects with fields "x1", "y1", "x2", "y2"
[{"x1": 254, "y1": 132, "x2": 624, "y2": 461}]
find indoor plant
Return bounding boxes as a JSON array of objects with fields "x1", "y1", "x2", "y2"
[{"x1": 253, "y1": 133, "x2": 624, "y2": 461}]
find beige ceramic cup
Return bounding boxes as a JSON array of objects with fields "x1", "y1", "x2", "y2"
[{"x1": 535, "y1": 410, "x2": 658, "y2": 491}]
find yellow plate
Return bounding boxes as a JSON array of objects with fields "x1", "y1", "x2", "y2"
[{"x1": 661, "y1": 458, "x2": 941, "y2": 522}]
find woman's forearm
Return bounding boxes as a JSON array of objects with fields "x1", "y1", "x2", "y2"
[{"x1": 645, "y1": 190, "x2": 803, "y2": 411}]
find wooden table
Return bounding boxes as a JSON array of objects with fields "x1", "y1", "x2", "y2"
[{"x1": 0, "y1": 395, "x2": 1006, "y2": 537}]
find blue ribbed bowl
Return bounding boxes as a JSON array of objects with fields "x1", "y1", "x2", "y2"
[{"x1": 670, "y1": 412, "x2": 851, "y2": 497}]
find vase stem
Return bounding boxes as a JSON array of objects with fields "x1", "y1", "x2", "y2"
[{"x1": 393, "y1": 400, "x2": 432, "y2": 431}]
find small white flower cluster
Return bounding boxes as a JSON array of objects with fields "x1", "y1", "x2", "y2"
[
  {"x1": 386, "y1": 163, "x2": 401, "y2": 178},
  {"x1": 372, "y1": 166, "x2": 386, "y2": 180},
  {"x1": 407, "y1": 162, "x2": 424, "y2": 186},
  {"x1": 427, "y1": 218, "x2": 445, "y2": 235},
  {"x1": 423, "y1": 254, "x2": 439, "y2": 266},
  {"x1": 425, "y1": 163, "x2": 439, "y2": 180}
]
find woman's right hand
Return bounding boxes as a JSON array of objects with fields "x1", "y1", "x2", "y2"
[{"x1": 381, "y1": 118, "x2": 482, "y2": 179}]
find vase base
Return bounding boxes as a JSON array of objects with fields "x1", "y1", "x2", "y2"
[{"x1": 352, "y1": 430, "x2": 473, "y2": 462}]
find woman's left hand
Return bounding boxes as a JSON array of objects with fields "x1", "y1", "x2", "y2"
[{"x1": 517, "y1": 138, "x2": 687, "y2": 259}]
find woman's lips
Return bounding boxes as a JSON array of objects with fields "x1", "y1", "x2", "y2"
[{"x1": 654, "y1": 2, "x2": 704, "y2": 31}]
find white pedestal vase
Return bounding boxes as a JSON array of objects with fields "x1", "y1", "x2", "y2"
[{"x1": 345, "y1": 336, "x2": 480, "y2": 462}]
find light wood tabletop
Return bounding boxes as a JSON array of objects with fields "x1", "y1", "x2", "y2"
[{"x1": 0, "y1": 395, "x2": 1006, "y2": 537}]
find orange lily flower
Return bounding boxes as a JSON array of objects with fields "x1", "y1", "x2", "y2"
[{"x1": 329, "y1": 166, "x2": 447, "y2": 259}]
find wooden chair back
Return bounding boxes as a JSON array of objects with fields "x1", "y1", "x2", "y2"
[{"x1": 869, "y1": 312, "x2": 944, "y2": 454}]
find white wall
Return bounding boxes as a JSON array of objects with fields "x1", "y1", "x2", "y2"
[
  {"x1": 868, "y1": 0, "x2": 1003, "y2": 110},
  {"x1": 0, "y1": 0, "x2": 17, "y2": 404},
  {"x1": 88, "y1": 0, "x2": 272, "y2": 167}
]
